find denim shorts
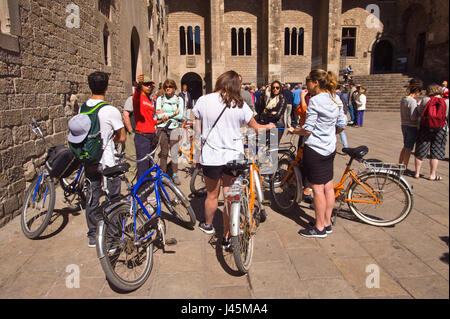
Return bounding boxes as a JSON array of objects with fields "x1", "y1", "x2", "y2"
[{"x1": 401, "y1": 125, "x2": 418, "y2": 151}]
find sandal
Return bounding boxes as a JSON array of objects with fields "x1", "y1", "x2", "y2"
[{"x1": 428, "y1": 175, "x2": 442, "y2": 181}]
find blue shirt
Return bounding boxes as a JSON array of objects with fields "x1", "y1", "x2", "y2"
[
  {"x1": 303, "y1": 92, "x2": 348, "y2": 156},
  {"x1": 292, "y1": 89, "x2": 302, "y2": 107}
]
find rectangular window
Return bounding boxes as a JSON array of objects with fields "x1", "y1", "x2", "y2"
[{"x1": 342, "y1": 27, "x2": 356, "y2": 57}]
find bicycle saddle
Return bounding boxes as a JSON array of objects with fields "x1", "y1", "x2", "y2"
[
  {"x1": 102, "y1": 162, "x2": 131, "y2": 178},
  {"x1": 342, "y1": 146, "x2": 369, "y2": 159}
]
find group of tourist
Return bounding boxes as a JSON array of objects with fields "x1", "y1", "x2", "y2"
[
  {"x1": 69, "y1": 67, "x2": 448, "y2": 247},
  {"x1": 399, "y1": 79, "x2": 449, "y2": 181}
]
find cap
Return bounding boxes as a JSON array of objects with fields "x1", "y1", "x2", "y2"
[
  {"x1": 68, "y1": 114, "x2": 91, "y2": 144},
  {"x1": 143, "y1": 75, "x2": 152, "y2": 83}
]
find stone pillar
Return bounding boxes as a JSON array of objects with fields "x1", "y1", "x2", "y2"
[
  {"x1": 267, "y1": 0, "x2": 282, "y2": 82},
  {"x1": 326, "y1": 0, "x2": 342, "y2": 74},
  {"x1": 315, "y1": 0, "x2": 342, "y2": 74},
  {"x1": 209, "y1": 0, "x2": 225, "y2": 89}
]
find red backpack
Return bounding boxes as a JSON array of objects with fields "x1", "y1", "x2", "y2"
[{"x1": 420, "y1": 97, "x2": 447, "y2": 131}]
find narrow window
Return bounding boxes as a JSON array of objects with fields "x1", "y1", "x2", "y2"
[
  {"x1": 179, "y1": 26, "x2": 186, "y2": 55},
  {"x1": 238, "y1": 28, "x2": 245, "y2": 56},
  {"x1": 231, "y1": 28, "x2": 237, "y2": 56},
  {"x1": 103, "y1": 24, "x2": 109, "y2": 65},
  {"x1": 245, "y1": 28, "x2": 251, "y2": 56},
  {"x1": 195, "y1": 26, "x2": 201, "y2": 55},
  {"x1": 187, "y1": 26, "x2": 194, "y2": 55},
  {"x1": 284, "y1": 28, "x2": 290, "y2": 55},
  {"x1": 291, "y1": 27, "x2": 297, "y2": 55},
  {"x1": 298, "y1": 28, "x2": 304, "y2": 56}
]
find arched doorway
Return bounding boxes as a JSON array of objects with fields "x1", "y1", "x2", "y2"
[
  {"x1": 131, "y1": 27, "x2": 141, "y2": 83},
  {"x1": 372, "y1": 40, "x2": 394, "y2": 73},
  {"x1": 181, "y1": 72, "x2": 203, "y2": 101}
]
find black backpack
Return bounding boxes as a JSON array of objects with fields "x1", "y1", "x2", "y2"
[{"x1": 45, "y1": 146, "x2": 80, "y2": 179}]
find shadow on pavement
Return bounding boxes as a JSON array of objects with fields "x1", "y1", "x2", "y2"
[{"x1": 35, "y1": 207, "x2": 81, "y2": 240}]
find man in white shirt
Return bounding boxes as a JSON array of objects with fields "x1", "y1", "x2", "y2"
[{"x1": 69, "y1": 71, "x2": 126, "y2": 248}]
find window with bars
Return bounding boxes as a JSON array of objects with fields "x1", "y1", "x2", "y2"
[
  {"x1": 284, "y1": 27, "x2": 304, "y2": 56},
  {"x1": 342, "y1": 27, "x2": 356, "y2": 57},
  {"x1": 231, "y1": 27, "x2": 252, "y2": 56},
  {"x1": 179, "y1": 25, "x2": 201, "y2": 55}
]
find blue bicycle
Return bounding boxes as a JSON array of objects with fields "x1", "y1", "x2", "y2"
[
  {"x1": 96, "y1": 121, "x2": 196, "y2": 292},
  {"x1": 21, "y1": 118, "x2": 84, "y2": 239}
]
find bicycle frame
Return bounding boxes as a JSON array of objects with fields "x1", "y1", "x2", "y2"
[{"x1": 333, "y1": 164, "x2": 379, "y2": 204}]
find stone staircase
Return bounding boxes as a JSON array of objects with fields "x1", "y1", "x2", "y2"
[{"x1": 349, "y1": 73, "x2": 415, "y2": 112}]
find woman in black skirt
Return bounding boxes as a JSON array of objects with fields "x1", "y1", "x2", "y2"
[{"x1": 288, "y1": 69, "x2": 348, "y2": 238}]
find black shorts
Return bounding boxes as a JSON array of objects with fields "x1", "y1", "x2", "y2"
[
  {"x1": 201, "y1": 165, "x2": 238, "y2": 181},
  {"x1": 303, "y1": 145, "x2": 336, "y2": 185}
]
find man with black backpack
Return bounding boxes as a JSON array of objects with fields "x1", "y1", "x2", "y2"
[{"x1": 68, "y1": 71, "x2": 126, "y2": 248}]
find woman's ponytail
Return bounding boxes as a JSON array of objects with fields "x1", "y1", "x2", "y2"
[{"x1": 326, "y1": 71, "x2": 338, "y2": 94}]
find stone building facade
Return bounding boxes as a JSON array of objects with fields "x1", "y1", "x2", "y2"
[
  {"x1": 167, "y1": 0, "x2": 449, "y2": 100},
  {"x1": 0, "y1": 0, "x2": 168, "y2": 227}
]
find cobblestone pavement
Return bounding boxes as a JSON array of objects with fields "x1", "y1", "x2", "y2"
[{"x1": 0, "y1": 112, "x2": 448, "y2": 299}]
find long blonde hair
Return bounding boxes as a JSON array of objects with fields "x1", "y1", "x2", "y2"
[{"x1": 309, "y1": 69, "x2": 338, "y2": 94}]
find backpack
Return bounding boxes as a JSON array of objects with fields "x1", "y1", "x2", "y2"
[
  {"x1": 420, "y1": 97, "x2": 447, "y2": 132},
  {"x1": 68, "y1": 101, "x2": 108, "y2": 164}
]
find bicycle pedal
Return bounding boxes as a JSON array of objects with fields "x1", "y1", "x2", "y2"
[
  {"x1": 165, "y1": 238, "x2": 177, "y2": 246},
  {"x1": 262, "y1": 200, "x2": 271, "y2": 206}
]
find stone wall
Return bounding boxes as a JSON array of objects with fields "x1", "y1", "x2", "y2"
[{"x1": 0, "y1": 0, "x2": 168, "y2": 228}]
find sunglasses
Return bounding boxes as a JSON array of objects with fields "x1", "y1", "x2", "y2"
[
  {"x1": 143, "y1": 82, "x2": 154, "y2": 87},
  {"x1": 272, "y1": 86, "x2": 281, "y2": 90}
]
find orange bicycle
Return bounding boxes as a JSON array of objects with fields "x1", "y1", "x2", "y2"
[{"x1": 271, "y1": 145, "x2": 414, "y2": 227}]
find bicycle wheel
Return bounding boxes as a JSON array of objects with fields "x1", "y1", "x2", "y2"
[
  {"x1": 190, "y1": 167, "x2": 206, "y2": 197},
  {"x1": 160, "y1": 176, "x2": 197, "y2": 228},
  {"x1": 21, "y1": 175, "x2": 56, "y2": 239},
  {"x1": 98, "y1": 204, "x2": 154, "y2": 292},
  {"x1": 347, "y1": 172, "x2": 413, "y2": 226},
  {"x1": 230, "y1": 195, "x2": 254, "y2": 274},
  {"x1": 270, "y1": 158, "x2": 298, "y2": 210}
]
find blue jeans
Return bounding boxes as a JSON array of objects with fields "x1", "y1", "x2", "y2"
[
  {"x1": 134, "y1": 132, "x2": 155, "y2": 180},
  {"x1": 349, "y1": 104, "x2": 355, "y2": 122},
  {"x1": 339, "y1": 131, "x2": 349, "y2": 148}
]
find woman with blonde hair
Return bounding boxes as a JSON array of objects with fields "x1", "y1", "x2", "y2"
[
  {"x1": 288, "y1": 69, "x2": 347, "y2": 238},
  {"x1": 193, "y1": 70, "x2": 275, "y2": 248}
]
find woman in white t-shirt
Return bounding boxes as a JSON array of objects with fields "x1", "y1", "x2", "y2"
[{"x1": 193, "y1": 70, "x2": 275, "y2": 248}]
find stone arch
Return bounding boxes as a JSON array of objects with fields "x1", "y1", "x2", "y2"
[
  {"x1": 181, "y1": 72, "x2": 203, "y2": 101},
  {"x1": 371, "y1": 39, "x2": 394, "y2": 73}
]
